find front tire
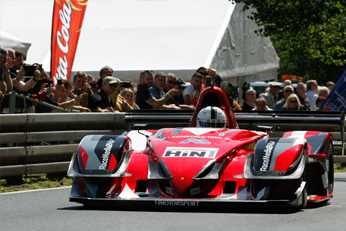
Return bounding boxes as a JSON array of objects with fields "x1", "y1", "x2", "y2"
[
  {"x1": 298, "y1": 185, "x2": 307, "y2": 210},
  {"x1": 297, "y1": 170, "x2": 308, "y2": 210}
]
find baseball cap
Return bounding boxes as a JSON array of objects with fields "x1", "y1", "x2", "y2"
[
  {"x1": 177, "y1": 78, "x2": 186, "y2": 88},
  {"x1": 269, "y1": 82, "x2": 280, "y2": 87},
  {"x1": 103, "y1": 76, "x2": 120, "y2": 84}
]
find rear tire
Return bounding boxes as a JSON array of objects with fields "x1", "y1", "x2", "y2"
[{"x1": 328, "y1": 145, "x2": 334, "y2": 195}]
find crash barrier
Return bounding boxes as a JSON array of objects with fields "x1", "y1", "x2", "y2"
[
  {"x1": 4, "y1": 91, "x2": 79, "y2": 113},
  {"x1": 0, "y1": 113, "x2": 126, "y2": 178},
  {"x1": 0, "y1": 110, "x2": 345, "y2": 178}
]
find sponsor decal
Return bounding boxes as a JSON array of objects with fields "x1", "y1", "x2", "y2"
[
  {"x1": 99, "y1": 139, "x2": 115, "y2": 169},
  {"x1": 190, "y1": 187, "x2": 201, "y2": 196},
  {"x1": 165, "y1": 187, "x2": 173, "y2": 196},
  {"x1": 172, "y1": 135, "x2": 222, "y2": 139},
  {"x1": 51, "y1": 0, "x2": 88, "y2": 83},
  {"x1": 260, "y1": 141, "x2": 275, "y2": 171},
  {"x1": 154, "y1": 201, "x2": 200, "y2": 206},
  {"x1": 163, "y1": 147, "x2": 218, "y2": 158},
  {"x1": 154, "y1": 130, "x2": 163, "y2": 138}
]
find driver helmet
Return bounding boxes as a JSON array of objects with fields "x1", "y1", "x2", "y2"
[{"x1": 196, "y1": 106, "x2": 226, "y2": 128}]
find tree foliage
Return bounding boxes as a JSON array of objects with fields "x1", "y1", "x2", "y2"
[{"x1": 231, "y1": 0, "x2": 346, "y2": 83}]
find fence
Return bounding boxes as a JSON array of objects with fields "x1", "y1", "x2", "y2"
[
  {"x1": 4, "y1": 91, "x2": 79, "y2": 113},
  {"x1": 0, "y1": 110, "x2": 345, "y2": 178}
]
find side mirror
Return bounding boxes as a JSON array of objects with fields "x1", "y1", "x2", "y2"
[
  {"x1": 133, "y1": 124, "x2": 149, "y2": 130},
  {"x1": 133, "y1": 124, "x2": 149, "y2": 138},
  {"x1": 256, "y1": 125, "x2": 273, "y2": 133}
]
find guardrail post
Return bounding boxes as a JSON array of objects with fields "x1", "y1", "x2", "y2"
[
  {"x1": 9, "y1": 90, "x2": 16, "y2": 114},
  {"x1": 341, "y1": 112, "x2": 345, "y2": 156}
]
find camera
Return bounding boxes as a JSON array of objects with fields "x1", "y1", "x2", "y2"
[
  {"x1": 23, "y1": 65, "x2": 36, "y2": 76},
  {"x1": 121, "y1": 81, "x2": 132, "y2": 88},
  {"x1": 205, "y1": 76, "x2": 211, "y2": 87}
]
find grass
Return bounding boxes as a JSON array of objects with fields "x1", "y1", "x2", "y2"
[
  {"x1": 0, "y1": 173, "x2": 73, "y2": 193},
  {"x1": 334, "y1": 163, "x2": 346, "y2": 173},
  {"x1": 1, "y1": 163, "x2": 346, "y2": 193}
]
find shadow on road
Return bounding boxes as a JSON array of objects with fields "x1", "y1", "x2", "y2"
[{"x1": 58, "y1": 201, "x2": 331, "y2": 214}]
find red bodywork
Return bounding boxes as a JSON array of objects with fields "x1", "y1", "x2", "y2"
[{"x1": 69, "y1": 86, "x2": 334, "y2": 208}]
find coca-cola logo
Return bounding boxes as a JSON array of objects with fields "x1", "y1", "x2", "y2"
[{"x1": 54, "y1": 1, "x2": 72, "y2": 82}]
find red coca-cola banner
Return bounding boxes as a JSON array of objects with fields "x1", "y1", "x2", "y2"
[{"x1": 51, "y1": 0, "x2": 88, "y2": 83}]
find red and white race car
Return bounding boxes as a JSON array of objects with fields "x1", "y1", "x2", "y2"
[{"x1": 68, "y1": 86, "x2": 334, "y2": 210}]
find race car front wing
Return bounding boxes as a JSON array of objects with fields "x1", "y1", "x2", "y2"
[{"x1": 69, "y1": 180, "x2": 306, "y2": 208}]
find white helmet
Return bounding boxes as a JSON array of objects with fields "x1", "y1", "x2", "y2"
[{"x1": 196, "y1": 106, "x2": 226, "y2": 128}]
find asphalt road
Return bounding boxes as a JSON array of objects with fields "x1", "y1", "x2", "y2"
[{"x1": 1, "y1": 173, "x2": 346, "y2": 231}]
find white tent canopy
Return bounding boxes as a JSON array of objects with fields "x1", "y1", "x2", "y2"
[
  {"x1": 0, "y1": 30, "x2": 31, "y2": 57},
  {"x1": 0, "y1": 0, "x2": 279, "y2": 85}
]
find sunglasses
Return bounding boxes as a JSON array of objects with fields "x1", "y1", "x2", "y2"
[
  {"x1": 109, "y1": 84, "x2": 118, "y2": 88},
  {"x1": 168, "y1": 80, "x2": 177, "y2": 85},
  {"x1": 198, "y1": 72, "x2": 208, "y2": 75},
  {"x1": 289, "y1": 100, "x2": 298, "y2": 103},
  {"x1": 317, "y1": 100, "x2": 325, "y2": 104},
  {"x1": 284, "y1": 90, "x2": 293, "y2": 93}
]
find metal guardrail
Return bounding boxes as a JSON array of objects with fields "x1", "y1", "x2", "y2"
[
  {"x1": 0, "y1": 110, "x2": 345, "y2": 178},
  {"x1": 0, "y1": 113, "x2": 126, "y2": 177}
]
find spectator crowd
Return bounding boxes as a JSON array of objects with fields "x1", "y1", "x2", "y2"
[{"x1": 0, "y1": 46, "x2": 335, "y2": 114}]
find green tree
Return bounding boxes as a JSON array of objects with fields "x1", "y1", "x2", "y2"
[{"x1": 231, "y1": 0, "x2": 346, "y2": 84}]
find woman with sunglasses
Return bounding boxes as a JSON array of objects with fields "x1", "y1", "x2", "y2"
[
  {"x1": 274, "y1": 85, "x2": 294, "y2": 110},
  {"x1": 282, "y1": 94, "x2": 304, "y2": 110}
]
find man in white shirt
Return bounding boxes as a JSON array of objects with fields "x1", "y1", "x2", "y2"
[
  {"x1": 262, "y1": 82, "x2": 280, "y2": 109},
  {"x1": 183, "y1": 72, "x2": 203, "y2": 106},
  {"x1": 306, "y1": 80, "x2": 318, "y2": 110}
]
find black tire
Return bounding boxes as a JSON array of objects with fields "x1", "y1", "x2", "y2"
[{"x1": 328, "y1": 145, "x2": 334, "y2": 195}]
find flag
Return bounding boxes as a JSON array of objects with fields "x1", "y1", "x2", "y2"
[
  {"x1": 51, "y1": 0, "x2": 88, "y2": 83},
  {"x1": 319, "y1": 69, "x2": 346, "y2": 111}
]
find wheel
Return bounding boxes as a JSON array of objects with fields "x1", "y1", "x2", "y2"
[
  {"x1": 289, "y1": 182, "x2": 307, "y2": 212},
  {"x1": 327, "y1": 145, "x2": 334, "y2": 195},
  {"x1": 297, "y1": 169, "x2": 308, "y2": 210},
  {"x1": 298, "y1": 185, "x2": 307, "y2": 210}
]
